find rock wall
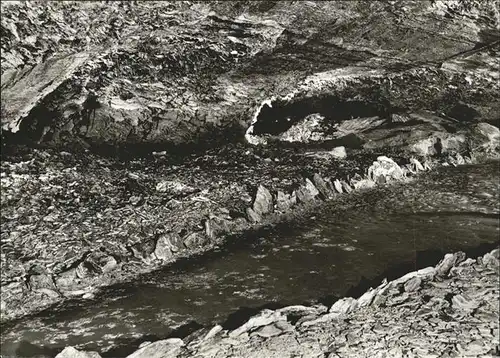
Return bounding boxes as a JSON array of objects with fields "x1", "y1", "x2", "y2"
[{"x1": 1, "y1": 0, "x2": 499, "y2": 148}]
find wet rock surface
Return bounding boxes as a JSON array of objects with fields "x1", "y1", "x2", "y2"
[
  {"x1": 2, "y1": 140, "x2": 498, "y2": 324},
  {"x1": 1, "y1": 1, "x2": 500, "y2": 355},
  {"x1": 164, "y1": 249, "x2": 499, "y2": 358},
  {"x1": 57, "y1": 248, "x2": 499, "y2": 358}
]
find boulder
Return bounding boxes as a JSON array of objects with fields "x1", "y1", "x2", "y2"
[
  {"x1": 55, "y1": 347, "x2": 101, "y2": 358},
  {"x1": 250, "y1": 320, "x2": 294, "y2": 338},
  {"x1": 313, "y1": 173, "x2": 334, "y2": 199},
  {"x1": 403, "y1": 276, "x2": 422, "y2": 292},
  {"x1": 333, "y1": 179, "x2": 343, "y2": 193},
  {"x1": 253, "y1": 185, "x2": 273, "y2": 216},
  {"x1": 154, "y1": 237, "x2": 173, "y2": 261},
  {"x1": 126, "y1": 338, "x2": 184, "y2": 358},
  {"x1": 1, "y1": 53, "x2": 89, "y2": 133},
  {"x1": 183, "y1": 232, "x2": 208, "y2": 249},
  {"x1": 276, "y1": 190, "x2": 296, "y2": 211},
  {"x1": 296, "y1": 179, "x2": 320, "y2": 203},
  {"x1": 246, "y1": 207, "x2": 262, "y2": 223},
  {"x1": 435, "y1": 252, "x2": 466, "y2": 278},
  {"x1": 329, "y1": 146, "x2": 347, "y2": 159},
  {"x1": 229, "y1": 309, "x2": 284, "y2": 337},
  {"x1": 329, "y1": 297, "x2": 358, "y2": 316},
  {"x1": 368, "y1": 156, "x2": 404, "y2": 183},
  {"x1": 471, "y1": 122, "x2": 500, "y2": 152},
  {"x1": 85, "y1": 252, "x2": 118, "y2": 274},
  {"x1": 278, "y1": 113, "x2": 326, "y2": 143}
]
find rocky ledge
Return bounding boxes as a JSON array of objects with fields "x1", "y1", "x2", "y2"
[{"x1": 57, "y1": 248, "x2": 500, "y2": 358}]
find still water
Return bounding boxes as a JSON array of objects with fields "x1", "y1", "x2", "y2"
[{"x1": 1, "y1": 161, "x2": 499, "y2": 357}]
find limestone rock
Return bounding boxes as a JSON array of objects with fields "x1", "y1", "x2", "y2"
[
  {"x1": 229, "y1": 309, "x2": 284, "y2": 337},
  {"x1": 183, "y1": 232, "x2": 208, "y2": 249},
  {"x1": 276, "y1": 190, "x2": 296, "y2": 211},
  {"x1": 368, "y1": 156, "x2": 404, "y2": 183},
  {"x1": 435, "y1": 252, "x2": 466, "y2": 278},
  {"x1": 126, "y1": 338, "x2": 184, "y2": 358},
  {"x1": 410, "y1": 158, "x2": 424, "y2": 172},
  {"x1": 313, "y1": 173, "x2": 333, "y2": 199},
  {"x1": 333, "y1": 179, "x2": 343, "y2": 193},
  {"x1": 330, "y1": 297, "x2": 358, "y2": 315},
  {"x1": 330, "y1": 146, "x2": 347, "y2": 159},
  {"x1": 55, "y1": 347, "x2": 101, "y2": 358},
  {"x1": 246, "y1": 207, "x2": 262, "y2": 223},
  {"x1": 253, "y1": 185, "x2": 273, "y2": 216}
]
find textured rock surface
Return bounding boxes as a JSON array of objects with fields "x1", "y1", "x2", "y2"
[
  {"x1": 1, "y1": 0, "x2": 499, "y2": 148},
  {"x1": 2, "y1": 0, "x2": 500, "y2": 329},
  {"x1": 155, "y1": 249, "x2": 498, "y2": 358}
]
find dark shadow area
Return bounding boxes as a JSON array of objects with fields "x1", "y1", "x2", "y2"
[
  {"x1": 12, "y1": 340, "x2": 60, "y2": 358},
  {"x1": 220, "y1": 302, "x2": 286, "y2": 331},
  {"x1": 318, "y1": 241, "x2": 500, "y2": 308},
  {"x1": 101, "y1": 334, "x2": 162, "y2": 358},
  {"x1": 252, "y1": 96, "x2": 390, "y2": 136}
]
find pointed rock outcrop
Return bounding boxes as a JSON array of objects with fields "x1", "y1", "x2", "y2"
[{"x1": 253, "y1": 185, "x2": 273, "y2": 216}]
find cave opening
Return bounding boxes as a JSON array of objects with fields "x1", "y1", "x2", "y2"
[{"x1": 251, "y1": 95, "x2": 391, "y2": 137}]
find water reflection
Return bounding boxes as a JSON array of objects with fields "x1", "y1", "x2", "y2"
[{"x1": 1, "y1": 162, "x2": 499, "y2": 357}]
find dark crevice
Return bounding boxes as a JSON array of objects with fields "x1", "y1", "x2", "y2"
[{"x1": 318, "y1": 241, "x2": 499, "y2": 308}]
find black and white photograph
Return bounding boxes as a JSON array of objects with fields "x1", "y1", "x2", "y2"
[{"x1": 0, "y1": 1, "x2": 499, "y2": 357}]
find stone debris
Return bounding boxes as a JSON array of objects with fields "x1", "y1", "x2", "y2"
[
  {"x1": 229, "y1": 309, "x2": 285, "y2": 337},
  {"x1": 276, "y1": 190, "x2": 296, "y2": 212},
  {"x1": 55, "y1": 347, "x2": 101, "y2": 358},
  {"x1": 126, "y1": 338, "x2": 184, "y2": 358},
  {"x1": 368, "y1": 156, "x2": 405, "y2": 183},
  {"x1": 313, "y1": 173, "x2": 334, "y2": 199},
  {"x1": 252, "y1": 185, "x2": 274, "y2": 217},
  {"x1": 156, "y1": 249, "x2": 500, "y2": 358},
  {"x1": 333, "y1": 179, "x2": 343, "y2": 193},
  {"x1": 330, "y1": 146, "x2": 347, "y2": 159}
]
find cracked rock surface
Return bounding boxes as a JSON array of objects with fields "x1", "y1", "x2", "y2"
[
  {"x1": 146, "y1": 249, "x2": 498, "y2": 358},
  {"x1": 1, "y1": 0, "x2": 499, "y2": 147}
]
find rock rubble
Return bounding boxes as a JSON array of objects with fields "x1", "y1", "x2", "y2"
[{"x1": 59, "y1": 248, "x2": 499, "y2": 358}]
